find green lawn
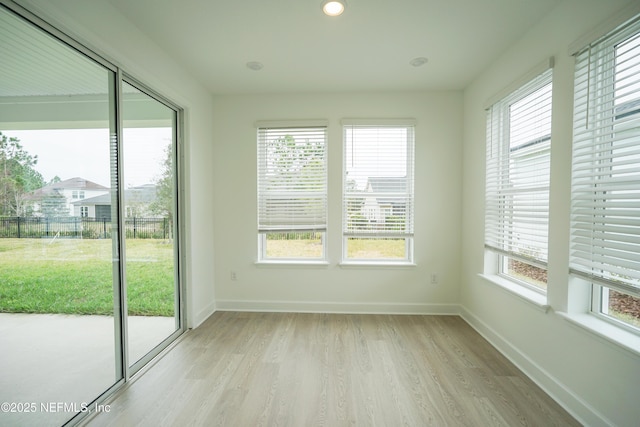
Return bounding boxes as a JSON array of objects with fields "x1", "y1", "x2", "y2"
[
  {"x1": 346, "y1": 238, "x2": 406, "y2": 259},
  {"x1": 265, "y1": 236, "x2": 406, "y2": 259},
  {"x1": 0, "y1": 238, "x2": 175, "y2": 316}
]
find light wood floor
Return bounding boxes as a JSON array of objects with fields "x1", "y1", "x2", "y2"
[{"x1": 85, "y1": 312, "x2": 580, "y2": 426}]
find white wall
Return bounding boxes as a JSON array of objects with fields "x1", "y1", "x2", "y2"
[
  {"x1": 17, "y1": 0, "x2": 217, "y2": 327},
  {"x1": 461, "y1": 0, "x2": 640, "y2": 426},
  {"x1": 212, "y1": 91, "x2": 463, "y2": 313}
]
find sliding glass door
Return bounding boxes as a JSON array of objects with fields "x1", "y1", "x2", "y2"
[
  {"x1": 122, "y1": 81, "x2": 181, "y2": 369},
  {"x1": 0, "y1": 4, "x2": 183, "y2": 426}
]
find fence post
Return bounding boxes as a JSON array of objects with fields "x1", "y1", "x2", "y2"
[
  {"x1": 133, "y1": 217, "x2": 137, "y2": 239},
  {"x1": 102, "y1": 217, "x2": 107, "y2": 239},
  {"x1": 17, "y1": 216, "x2": 21, "y2": 238}
]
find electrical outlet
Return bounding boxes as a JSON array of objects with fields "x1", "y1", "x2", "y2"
[
  {"x1": 230, "y1": 271, "x2": 237, "y2": 281},
  {"x1": 430, "y1": 273, "x2": 438, "y2": 285}
]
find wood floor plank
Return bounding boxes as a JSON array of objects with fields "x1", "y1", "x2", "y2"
[{"x1": 83, "y1": 312, "x2": 580, "y2": 427}]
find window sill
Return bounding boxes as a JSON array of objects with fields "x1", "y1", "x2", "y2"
[
  {"x1": 478, "y1": 273, "x2": 550, "y2": 312},
  {"x1": 255, "y1": 260, "x2": 329, "y2": 268},
  {"x1": 556, "y1": 311, "x2": 640, "y2": 357},
  {"x1": 339, "y1": 261, "x2": 416, "y2": 269}
]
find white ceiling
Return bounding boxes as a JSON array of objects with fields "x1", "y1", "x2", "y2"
[{"x1": 113, "y1": 0, "x2": 560, "y2": 94}]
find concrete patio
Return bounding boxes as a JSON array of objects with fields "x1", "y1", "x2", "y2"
[{"x1": 0, "y1": 313, "x2": 175, "y2": 427}]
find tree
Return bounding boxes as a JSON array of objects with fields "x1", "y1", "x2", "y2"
[
  {"x1": 268, "y1": 134, "x2": 323, "y2": 187},
  {"x1": 149, "y1": 142, "x2": 174, "y2": 238},
  {"x1": 0, "y1": 132, "x2": 44, "y2": 216},
  {"x1": 47, "y1": 176, "x2": 62, "y2": 185}
]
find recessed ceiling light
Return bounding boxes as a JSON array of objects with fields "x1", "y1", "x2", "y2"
[
  {"x1": 409, "y1": 57, "x2": 429, "y2": 67},
  {"x1": 322, "y1": 0, "x2": 346, "y2": 16},
  {"x1": 246, "y1": 61, "x2": 264, "y2": 71}
]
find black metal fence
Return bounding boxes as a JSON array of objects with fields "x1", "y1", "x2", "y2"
[{"x1": 0, "y1": 217, "x2": 171, "y2": 239}]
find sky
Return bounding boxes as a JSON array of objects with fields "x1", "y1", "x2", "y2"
[{"x1": 3, "y1": 128, "x2": 171, "y2": 189}]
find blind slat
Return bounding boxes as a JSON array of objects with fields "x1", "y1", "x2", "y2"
[
  {"x1": 257, "y1": 126, "x2": 327, "y2": 233},
  {"x1": 485, "y1": 69, "x2": 553, "y2": 266},
  {"x1": 342, "y1": 124, "x2": 414, "y2": 239},
  {"x1": 569, "y1": 18, "x2": 640, "y2": 298}
]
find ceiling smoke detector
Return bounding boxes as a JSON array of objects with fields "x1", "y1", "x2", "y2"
[
  {"x1": 246, "y1": 61, "x2": 264, "y2": 71},
  {"x1": 409, "y1": 57, "x2": 429, "y2": 67}
]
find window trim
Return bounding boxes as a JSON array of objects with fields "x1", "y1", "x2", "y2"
[
  {"x1": 341, "y1": 120, "x2": 416, "y2": 264},
  {"x1": 340, "y1": 236, "x2": 415, "y2": 267},
  {"x1": 484, "y1": 66, "x2": 553, "y2": 292},
  {"x1": 256, "y1": 122, "x2": 328, "y2": 262},
  {"x1": 591, "y1": 284, "x2": 640, "y2": 335},
  {"x1": 497, "y1": 255, "x2": 547, "y2": 296},
  {"x1": 569, "y1": 14, "x2": 640, "y2": 335},
  {"x1": 257, "y1": 231, "x2": 327, "y2": 264}
]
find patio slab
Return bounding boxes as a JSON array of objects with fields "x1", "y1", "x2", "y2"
[{"x1": 0, "y1": 313, "x2": 174, "y2": 427}]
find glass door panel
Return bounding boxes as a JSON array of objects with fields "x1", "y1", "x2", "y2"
[
  {"x1": 0, "y1": 6, "x2": 121, "y2": 426},
  {"x1": 121, "y1": 82, "x2": 179, "y2": 367}
]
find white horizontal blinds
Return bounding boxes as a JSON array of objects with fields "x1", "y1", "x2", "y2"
[
  {"x1": 257, "y1": 125, "x2": 327, "y2": 233},
  {"x1": 343, "y1": 123, "x2": 415, "y2": 238},
  {"x1": 570, "y1": 17, "x2": 640, "y2": 298},
  {"x1": 485, "y1": 69, "x2": 553, "y2": 267}
]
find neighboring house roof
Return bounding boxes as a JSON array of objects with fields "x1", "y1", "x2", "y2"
[
  {"x1": 365, "y1": 176, "x2": 407, "y2": 211},
  {"x1": 616, "y1": 98, "x2": 640, "y2": 117},
  {"x1": 72, "y1": 184, "x2": 157, "y2": 205},
  {"x1": 25, "y1": 177, "x2": 108, "y2": 201},
  {"x1": 366, "y1": 177, "x2": 407, "y2": 193},
  {"x1": 71, "y1": 193, "x2": 110, "y2": 205}
]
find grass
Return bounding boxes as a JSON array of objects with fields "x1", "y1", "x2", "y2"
[
  {"x1": 265, "y1": 236, "x2": 406, "y2": 259},
  {"x1": 266, "y1": 236, "x2": 323, "y2": 258},
  {"x1": 346, "y1": 238, "x2": 406, "y2": 259},
  {"x1": 0, "y1": 238, "x2": 175, "y2": 316}
]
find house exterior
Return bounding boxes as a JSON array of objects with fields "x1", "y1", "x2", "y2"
[
  {"x1": 24, "y1": 177, "x2": 109, "y2": 217},
  {"x1": 73, "y1": 184, "x2": 159, "y2": 220},
  {"x1": 361, "y1": 177, "x2": 407, "y2": 224}
]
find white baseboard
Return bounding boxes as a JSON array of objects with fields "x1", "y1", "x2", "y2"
[
  {"x1": 459, "y1": 305, "x2": 612, "y2": 427},
  {"x1": 214, "y1": 299, "x2": 460, "y2": 315},
  {"x1": 189, "y1": 300, "x2": 216, "y2": 328}
]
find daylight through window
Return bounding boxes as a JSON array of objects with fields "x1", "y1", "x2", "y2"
[
  {"x1": 485, "y1": 68, "x2": 553, "y2": 292},
  {"x1": 257, "y1": 123, "x2": 328, "y2": 261},
  {"x1": 570, "y1": 17, "x2": 640, "y2": 331},
  {"x1": 342, "y1": 121, "x2": 415, "y2": 263}
]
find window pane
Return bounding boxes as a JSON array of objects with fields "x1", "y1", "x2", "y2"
[
  {"x1": 601, "y1": 287, "x2": 640, "y2": 330},
  {"x1": 343, "y1": 124, "x2": 414, "y2": 262},
  {"x1": 485, "y1": 68, "x2": 552, "y2": 289},
  {"x1": 263, "y1": 231, "x2": 324, "y2": 259},
  {"x1": 570, "y1": 21, "x2": 640, "y2": 299},
  {"x1": 503, "y1": 257, "x2": 547, "y2": 290},
  {"x1": 122, "y1": 81, "x2": 179, "y2": 367},
  {"x1": 346, "y1": 237, "x2": 407, "y2": 260},
  {"x1": 257, "y1": 126, "x2": 327, "y2": 260}
]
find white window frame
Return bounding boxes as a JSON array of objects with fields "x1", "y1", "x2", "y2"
[
  {"x1": 256, "y1": 121, "x2": 328, "y2": 263},
  {"x1": 341, "y1": 119, "x2": 415, "y2": 265},
  {"x1": 570, "y1": 17, "x2": 640, "y2": 334},
  {"x1": 484, "y1": 67, "x2": 553, "y2": 294}
]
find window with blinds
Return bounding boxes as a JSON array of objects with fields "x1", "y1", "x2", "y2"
[
  {"x1": 485, "y1": 68, "x2": 553, "y2": 291},
  {"x1": 570, "y1": 16, "x2": 640, "y2": 330},
  {"x1": 342, "y1": 120, "x2": 415, "y2": 262},
  {"x1": 257, "y1": 123, "x2": 327, "y2": 260}
]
